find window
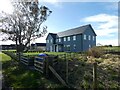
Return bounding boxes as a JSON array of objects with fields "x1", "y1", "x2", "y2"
[
  {"x1": 89, "y1": 44, "x2": 91, "y2": 48},
  {"x1": 73, "y1": 35, "x2": 76, "y2": 40},
  {"x1": 67, "y1": 37, "x2": 70, "y2": 41},
  {"x1": 56, "y1": 39, "x2": 58, "y2": 42},
  {"x1": 51, "y1": 39, "x2": 53, "y2": 43},
  {"x1": 64, "y1": 45, "x2": 66, "y2": 51},
  {"x1": 84, "y1": 35, "x2": 86, "y2": 40},
  {"x1": 89, "y1": 35, "x2": 91, "y2": 40},
  {"x1": 66, "y1": 45, "x2": 70, "y2": 51},
  {"x1": 59, "y1": 38, "x2": 61, "y2": 42},
  {"x1": 93, "y1": 36, "x2": 95, "y2": 41},
  {"x1": 73, "y1": 44, "x2": 76, "y2": 49},
  {"x1": 64, "y1": 37, "x2": 66, "y2": 41},
  {"x1": 47, "y1": 40, "x2": 49, "y2": 43},
  {"x1": 59, "y1": 46, "x2": 61, "y2": 51}
]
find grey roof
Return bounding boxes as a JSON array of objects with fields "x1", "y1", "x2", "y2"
[
  {"x1": 46, "y1": 33, "x2": 57, "y2": 40},
  {"x1": 57, "y1": 24, "x2": 96, "y2": 37},
  {"x1": 49, "y1": 33, "x2": 57, "y2": 38}
]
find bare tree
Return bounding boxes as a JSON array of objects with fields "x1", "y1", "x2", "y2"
[{"x1": 0, "y1": 1, "x2": 52, "y2": 52}]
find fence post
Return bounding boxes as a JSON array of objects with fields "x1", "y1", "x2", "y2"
[
  {"x1": 93, "y1": 62, "x2": 97, "y2": 90},
  {"x1": 45, "y1": 56, "x2": 49, "y2": 78},
  {"x1": 45, "y1": 56, "x2": 56, "y2": 78}
]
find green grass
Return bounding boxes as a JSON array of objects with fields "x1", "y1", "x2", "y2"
[
  {"x1": 2, "y1": 50, "x2": 16, "y2": 52},
  {"x1": 2, "y1": 47, "x2": 120, "y2": 89},
  {"x1": 102, "y1": 46, "x2": 120, "y2": 51},
  {"x1": 3, "y1": 63, "x2": 63, "y2": 88},
  {"x1": 1, "y1": 52, "x2": 65, "y2": 88},
  {"x1": 24, "y1": 52, "x2": 67, "y2": 56},
  {"x1": 0, "y1": 53, "x2": 11, "y2": 62}
]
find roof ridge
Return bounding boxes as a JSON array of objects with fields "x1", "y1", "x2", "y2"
[{"x1": 58, "y1": 24, "x2": 91, "y2": 34}]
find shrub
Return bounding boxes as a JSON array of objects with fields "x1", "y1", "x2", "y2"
[{"x1": 87, "y1": 46, "x2": 104, "y2": 58}]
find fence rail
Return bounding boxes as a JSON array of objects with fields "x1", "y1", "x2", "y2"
[
  {"x1": 20, "y1": 55, "x2": 34, "y2": 66},
  {"x1": 34, "y1": 57, "x2": 45, "y2": 74}
]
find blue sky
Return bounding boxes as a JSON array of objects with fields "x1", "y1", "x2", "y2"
[
  {"x1": 37, "y1": 1, "x2": 118, "y2": 46},
  {"x1": 0, "y1": 1, "x2": 119, "y2": 46}
]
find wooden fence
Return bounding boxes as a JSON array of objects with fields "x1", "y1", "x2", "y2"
[
  {"x1": 34, "y1": 57, "x2": 45, "y2": 73},
  {"x1": 20, "y1": 55, "x2": 34, "y2": 66}
]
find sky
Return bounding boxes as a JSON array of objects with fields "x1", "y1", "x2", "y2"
[{"x1": 0, "y1": 0, "x2": 119, "y2": 46}]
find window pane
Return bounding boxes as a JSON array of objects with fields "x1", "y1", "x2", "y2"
[
  {"x1": 89, "y1": 35, "x2": 91, "y2": 40},
  {"x1": 93, "y1": 36, "x2": 95, "y2": 41},
  {"x1": 73, "y1": 44, "x2": 76, "y2": 49},
  {"x1": 84, "y1": 35, "x2": 86, "y2": 40},
  {"x1": 67, "y1": 37, "x2": 70, "y2": 41},
  {"x1": 47, "y1": 40, "x2": 49, "y2": 43},
  {"x1": 64, "y1": 37, "x2": 66, "y2": 41},
  {"x1": 66, "y1": 45, "x2": 70, "y2": 51},
  {"x1": 73, "y1": 35, "x2": 76, "y2": 40},
  {"x1": 59, "y1": 38, "x2": 61, "y2": 42},
  {"x1": 51, "y1": 39, "x2": 52, "y2": 43},
  {"x1": 89, "y1": 44, "x2": 91, "y2": 48}
]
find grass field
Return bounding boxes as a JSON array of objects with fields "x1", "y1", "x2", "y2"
[
  {"x1": 24, "y1": 52, "x2": 67, "y2": 56},
  {"x1": 0, "y1": 53, "x2": 11, "y2": 62},
  {"x1": 103, "y1": 46, "x2": 120, "y2": 51},
  {"x1": 1, "y1": 46, "x2": 120, "y2": 89},
  {"x1": 1, "y1": 52, "x2": 65, "y2": 88}
]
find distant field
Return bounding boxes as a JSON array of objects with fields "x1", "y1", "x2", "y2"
[
  {"x1": 102, "y1": 46, "x2": 120, "y2": 51},
  {"x1": 24, "y1": 52, "x2": 67, "y2": 56}
]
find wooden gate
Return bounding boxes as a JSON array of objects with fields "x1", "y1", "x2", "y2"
[{"x1": 34, "y1": 56, "x2": 45, "y2": 73}]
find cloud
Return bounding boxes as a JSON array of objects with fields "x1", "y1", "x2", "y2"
[
  {"x1": 82, "y1": 13, "x2": 118, "y2": 46},
  {"x1": 96, "y1": 39, "x2": 118, "y2": 46},
  {"x1": 83, "y1": 14, "x2": 118, "y2": 37}
]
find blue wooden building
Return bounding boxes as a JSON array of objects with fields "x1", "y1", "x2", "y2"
[{"x1": 46, "y1": 24, "x2": 97, "y2": 52}]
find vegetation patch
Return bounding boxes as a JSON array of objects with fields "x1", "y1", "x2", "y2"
[
  {"x1": 1, "y1": 53, "x2": 64, "y2": 88},
  {"x1": 1, "y1": 46, "x2": 120, "y2": 89}
]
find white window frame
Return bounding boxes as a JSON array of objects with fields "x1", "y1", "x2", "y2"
[
  {"x1": 59, "y1": 38, "x2": 61, "y2": 42},
  {"x1": 84, "y1": 35, "x2": 86, "y2": 40},
  {"x1": 73, "y1": 35, "x2": 76, "y2": 41},
  {"x1": 66, "y1": 45, "x2": 70, "y2": 51},
  {"x1": 93, "y1": 36, "x2": 95, "y2": 41},
  {"x1": 89, "y1": 35, "x2": 91, "y2": 40},
  {"x1": 64, "y1": 37, "x2": 66, "y2": 41},
  {"x1": 56, "y1": 39, "x2": 58, "y2": 42},
  {"x1": 89, "y1": 44, "x2": 91, "y2": 48},
  {"x1": 73, "y1": 44, "x2": 76, "y2": 49},
  {"x1": 67, "y1": 37, "x2": 70, "y2": 41},
  {"x1": 47, "y1": 40, "x2": 49, "y2": 43},
  {"x1": 51, "y1": 39, "x2": 53, "y2": 43}
]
